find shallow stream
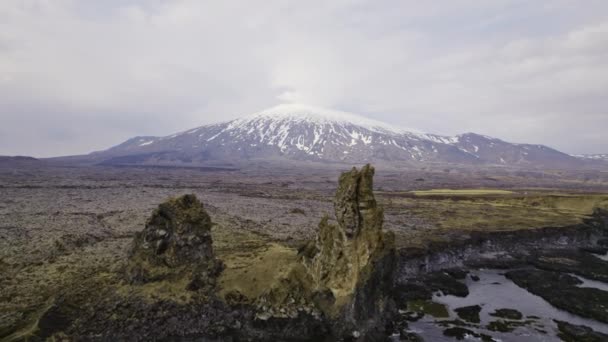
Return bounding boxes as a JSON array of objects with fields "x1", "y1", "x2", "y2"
[{"x1": 403, "y1": 269, "x2": 608, "y2": 341}]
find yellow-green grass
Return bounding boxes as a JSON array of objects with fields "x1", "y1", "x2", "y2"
[
  {"x1": 217, "y1": 242, "x2": 298, "y2": 301},
  {"x1": 210, "y1": 224, "x2": 300, "y2": 302},
  {"x1": 213, "y1": 190, "x2": 608, "y2": 295},
  {"x1": 381, "y1": 190, "x2": 608, "y2": 248},
  {"x1": 412, "y1": 189, "x2": 515, "y2": 196},
  {"x1": 1, "y1": 300, "x2": 54, "y2": 342}
]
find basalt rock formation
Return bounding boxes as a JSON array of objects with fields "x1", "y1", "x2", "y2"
[
  {"x1": 300, "y1": 164, "x2": 395, "y2": 312},
  {"x1": 261, "y1": 164, "x2": 396, "y2": 339},
  {"x1": 127, "y1": 194, "x2": 223, "y2": 291},
  {"x1": 585, "y1": 207, "x2": 608, "y2": 231},
  {"x1": 116, "y1": 179, "x2": 393, "y2": 340}
]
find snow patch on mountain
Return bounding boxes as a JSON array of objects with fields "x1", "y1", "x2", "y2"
[
  {"x1": 573, "y1": 154, "x2": 608, "y2": 161},
  {"x1": 243, "y1": 103, "x2": 416, "y2": 134},
  {"x1": 95, "y1": 104, "x2": 584, "y2": 168}
]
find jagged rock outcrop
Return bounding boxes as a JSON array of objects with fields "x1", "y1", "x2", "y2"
[
  {"x1": 300, "y1": 165, "x2": 394, "y2": 309},
  {"x1": 127, "y1": 194, "x2": 223, "y2": 291},
  {"x1": 261, "y1": 164, "x2": 396, "y2": 339}
]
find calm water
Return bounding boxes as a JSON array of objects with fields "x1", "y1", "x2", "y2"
[
  {"x1": 595, "y1": 252, "x2": 608, "y2": 262},
  {"x1": 403, "y1": 269, "x2": 608, "y2": 342}
]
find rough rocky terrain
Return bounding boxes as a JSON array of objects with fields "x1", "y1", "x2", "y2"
[{"x1": 1, "y1": 162, "x2": 607, "y2": 341}]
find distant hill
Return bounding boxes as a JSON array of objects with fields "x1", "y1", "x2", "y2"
[
  {"x1": 0, "y1": 156, "x2": 39, "y2": 162},
  {"x1": 0, "y1": 156, "x2": 41, "y2": 167},
  {"x1": 60, "y1": 104, "x2": 598, "y2": 169}
]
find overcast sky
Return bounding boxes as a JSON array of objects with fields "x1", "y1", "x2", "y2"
[{"x1": 1, "y1": 1, "x2": 607, "y2": 157}]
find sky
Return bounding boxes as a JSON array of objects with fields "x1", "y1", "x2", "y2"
[{"x1": 1, "y1": 0, "x2": 607, "y2": 157}]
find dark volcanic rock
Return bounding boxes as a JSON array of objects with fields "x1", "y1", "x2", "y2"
[
  {"x1": 454, "y1": 305, "x2": 481, "y2": 324},
  {"x1": 445, "y1": 268, "x2": 468, "y2": 280},
  {"x1": 489, "y1": 308, "x2": 523, "y2": 320},
  {"x1": 580, "y1": 246, "x2": 608, "y2": 255},
  {"x1": 425, "y1": 272, "x2": 469, "y2": 297},
  {"x1": 555, "y1": 320, "x2": 608, "y2": 342},
  {"x1": 506, "y1": 269, "x2": 608, "y2": 323},
  {"x1": 443, "y1": 327, "x2": 495, "y2": 341},
  {"x1": 127, "y1": 194, "x2": 223, "y2": 290},
  {"x1": 487, "y1": 320, "x2": 516, "y2": 333},
  {"x1": 394, "y1": 271, "x2": 469, "y2": 308},
  {"x1": 264, "y1": 164, "x2": 396, "y2": 340},
  {"x1": 597, "y1": 238, "x2": 608, "y2": 247},
  {"x1": 400, "y1": 331, "x2": 424, "y2": 341},
  {"x1": 529, "y1": 248, "x2": 608, "y2": 283},
  {"x1": 584, "y1": 207, "x2": 608, "y2": 230},
  {"x1": 394, "y1": 282, "x2": 433, "y2": 303}
]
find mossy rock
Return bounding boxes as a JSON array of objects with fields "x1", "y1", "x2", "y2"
[
  {"x1": 454, "y1": 305, "x2": 481, "y2": 324},
  {"x1": 487, "y1": 320, "x2": 515, "y2": 333},
  {"x1": 489, "y1": 308, "x2": 522, "y2": 320},
  {"x1": 127, "y1": 194, "x2": 223, "y2": 291},
  {"x1": 530, "y1": 249, "x2": 608, "y2": 283},
  {"x1": 425, "y1": 272, "x2": 469, "y2": 297},
  {"x1": 407, "y1": 300, "x2": 449, "y2": 318},
  {"x1": 443, "y1": 327, "x2": 495, "y2": 341}
]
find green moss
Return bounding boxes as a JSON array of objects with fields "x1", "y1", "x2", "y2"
[
  {"x1": 127, "y1": 194, "x2": 223, "y2": 290},
  {"x1": 271, "y1": 164, "x2": 396, "y2": 319},
  {"x1": 408, "y1": 300, "x2": 449, "y2": 318},
  {"x1": 489, "y1": 308, "x2": 523, "y2": 320},
  {"x1": 380, "y1": 190, "x2": 608, "y2": 248},
  {"x1": 1, "y1": 300, "x2": 54, "y2": 342},
  {"x1": 487, "y1": 320, "x2": 515, "y2": 333},
  {"x1": 454, "y1": 305, "x2": 481, "y2": 324},
  {"x1": 413, "y1": 189, "x2": 515, "y2": 196},
  {"x1": 218, "y1": 242, "x2": 298, "y2": 301}
]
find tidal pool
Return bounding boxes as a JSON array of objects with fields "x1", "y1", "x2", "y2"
[{"x1": 403, "y1": 269, "x2": 608, "y2": 341}]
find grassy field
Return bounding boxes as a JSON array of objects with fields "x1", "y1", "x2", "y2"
[
  {"x1": 379, "y1": 189, "x2": 608, "y2": 247},
  {"x1": 211, "y1": 188, "x2": 608, "y2": 299},
  {"x1": 411, "y1": 189, "x2": 515, "y2": 196}
]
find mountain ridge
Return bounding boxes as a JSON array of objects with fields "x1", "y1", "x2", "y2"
[{"x1": 76, "y1": 104, "x2": 597, "y2": 169}]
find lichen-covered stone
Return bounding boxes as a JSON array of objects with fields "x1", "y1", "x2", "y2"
[
  {"x1": 252, "y1": 165, "x2": 395, "y2": 340},
  {"x1": 300, "y1": 165, "x2": 394, "y2": 305},
  {"x1": 455, "y1": 305, "x2": 481, "y2": 323},
  {"x1": 127, "y1": 194, "x2": 223, "y2": 291},
  {"x1": 259, "y1": 165, "x2": 396, "y2": 339}
]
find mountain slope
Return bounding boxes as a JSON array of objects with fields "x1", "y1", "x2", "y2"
[
  {"x1": 574, "y1": 154, "x2": 608, "y2": 162},
  {"x1": 89, "y1": 104, "x2": 584, "y2": 168}
]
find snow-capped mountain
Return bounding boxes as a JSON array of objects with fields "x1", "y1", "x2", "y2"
[
  {"x1": 90, "y1": 104, "x2": 584, "y2": 168},
  {"x1": 573, "y1": 154, "x2": 608, "y2": 161}
]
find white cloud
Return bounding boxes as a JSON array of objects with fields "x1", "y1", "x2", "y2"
[{"x1": 0, "y1": 0, "x2": 607, "y2": 157}]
